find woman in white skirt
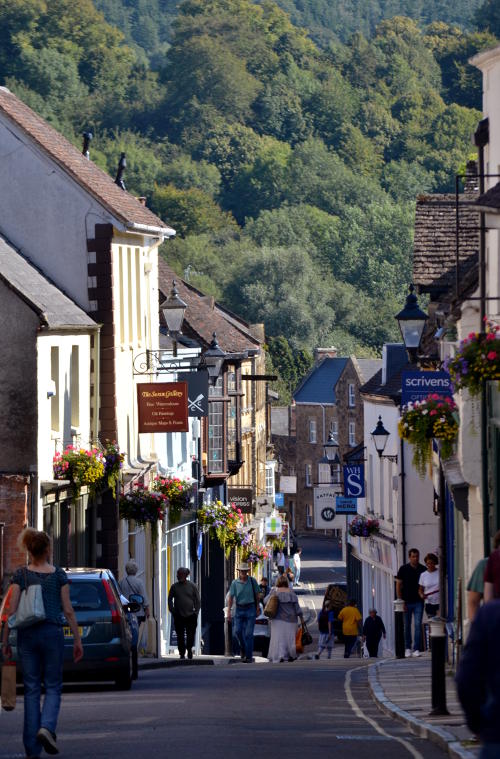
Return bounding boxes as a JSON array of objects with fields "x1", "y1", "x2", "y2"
[{"x1": 266, "y1": 574, "x2": 304, "y2": 662}]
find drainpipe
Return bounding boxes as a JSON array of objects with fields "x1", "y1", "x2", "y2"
[
  {"x1": 474, "y1": 120, "x2": 490, "y2": 557},
  {"x1": 400, "y1": 437, "x2": 407, "y2": 561}
]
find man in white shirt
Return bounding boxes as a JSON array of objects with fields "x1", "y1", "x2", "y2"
[{"x1": 293, "y1": 548, "x2": 302, "y2": 586}]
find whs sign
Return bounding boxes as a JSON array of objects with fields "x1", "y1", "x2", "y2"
[{"x1": 343, "y1": 465, "x2": 365, "y2": 498}]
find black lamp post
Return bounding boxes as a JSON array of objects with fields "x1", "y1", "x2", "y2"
[
  {"x1": 161, "y1": 281, "x2": 187, "y2": 357},
  {"x1": 395, "y1": 284, "x2": 428, "y2": 363},
  {"x1": 203, "y1": 333, "x2": 226, "y2": 384},
  {"x1": 371, "y1": 415, "x2": 398, "y2": 464},
  {"x1": 323, "y1": 432, "x2": 339, "y2": 463}
]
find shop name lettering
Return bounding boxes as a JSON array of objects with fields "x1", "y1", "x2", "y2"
[
  {"x1": 141, "y1": 390, "x2": 184, "y2": 399},
  {"x1": 404, "y1": 377, "x2": 450, "y2": 388}
]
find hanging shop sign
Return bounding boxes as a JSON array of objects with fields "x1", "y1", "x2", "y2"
[
  {"x1": 343, "y1": 465, "x2": 365, "y2": 498},
  {"x1": 274, "y1": 492, "x2": 284, "y2": 507},
  {"x1": 137, "y1": 382, "x2": 188, "y2": 433},
  {"x1": 265, "y1": 515, "x2": 283, "y2": 535},
  {"x1": 177, "y1": 370, "x2": 209, "y2": 417},
  {"x1": 228, "y1": 487, "x2": 254, "y2": 514},
  {"x1": 335, "y1": 496, "x2": 358, "y2": 515},
  {"x1": 401, "y1": 371, "x2": 452, "y2": 406}
]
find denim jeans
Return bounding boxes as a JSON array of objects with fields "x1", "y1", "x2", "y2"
[
  {"x1": 18, "y1": 622, "x2": 64, "y2": 757},
  {"x1": 404, "y1": 601, "x2": 424, "y2": 651},
  {"x1": 233, "y1": 604, "x2": 256, "y2": 660},
  {"x1": 294, "y1": 568, "x2": 301, "y2": 585}
]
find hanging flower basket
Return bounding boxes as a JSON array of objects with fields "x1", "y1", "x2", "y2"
[
  {"x1": 398, "y1": 394, "x2": 459, "y2": 477},
  {"x1": 348, "y1": 515, "x2": 380, "y2": 538},
  {"x1": 102, "y1": 441, "x2": 125, "y2": 497},
  {"x1": 53, "y1": 446, "x2": 105, "y2": 502},
  {"x1": 242, "y1": 544, "x2": 270, "y2": 566},
  {"x1": 197, "y1": 501, "x2": 248, "y2": 557},
  {"x1": 445, "y1": 319, "x2": 500, "y2": 396},
  {"x1": 151, "y1": 476, "x2": 194, "y2": 526},
  {"x1": 119, "y1": 485, "x2": 168, "y2": 542}
]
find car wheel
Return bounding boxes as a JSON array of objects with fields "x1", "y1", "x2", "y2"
[{"x1": 114, "y1": 657, "x2": 133, "y2": 690}]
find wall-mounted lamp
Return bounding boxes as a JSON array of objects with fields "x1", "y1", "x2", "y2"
[{"x1": 371, "y1": 415, "x2": 398, "y2": 463}]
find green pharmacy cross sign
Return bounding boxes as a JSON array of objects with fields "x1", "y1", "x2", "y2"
[{"x1": 265, "y1": 516, "x2": 282, "y2": 535}]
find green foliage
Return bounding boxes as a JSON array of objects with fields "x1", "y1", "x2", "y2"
[{"x1": 0, "y1": 0, "x2": 493, "y2": 388}]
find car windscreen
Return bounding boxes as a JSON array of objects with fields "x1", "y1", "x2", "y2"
[{"x1": 69, "y1": 580, "x2": 109, "y2": 611}]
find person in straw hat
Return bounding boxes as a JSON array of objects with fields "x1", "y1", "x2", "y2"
[{"x1": 227, "y1": 562, "x2": 260, "y2": 662}]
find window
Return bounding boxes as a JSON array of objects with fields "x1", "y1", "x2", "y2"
[
  {"x1": 208, "y1": 375, "x2": 224, "y2": 473},
  {"x1": 318, "y1": 463, "x2": 331, "y2": 484},
  {"x1": 306, "y1": 504, "x2": 313, "y2": 528},
  {"x1": 330, "y1": 419, "x2": 338, "y2": 441},
  {"x1": 332, "y1": 463, "x2": 341, "y2": 484},
  {"x1": 348, "y1": 383, "x2": 355, "y2": 407},
  {"x1": 349, "y1": 421, "x2": 356, "y2": 446},
  {"x1": 265, "y1": 463, "x2": 274, "y2": 496},
  {"x1": 309, "y1": 419, "x2": 317, "y2": 443},
  {"x1": 50, "y1": 346, "x2": 59, "y2": 431},
  {"x1": 70, "y1": 345, "x2": 79, "y2": 429},
  {"x1": 305, "y1": 464, "x2": 312, "y2": 487}
]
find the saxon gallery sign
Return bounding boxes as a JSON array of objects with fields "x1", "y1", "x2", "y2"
[{"x1": 137, "y1": 382, "x2": 189, "y2": 433}]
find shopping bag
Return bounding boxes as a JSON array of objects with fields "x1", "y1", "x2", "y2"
[
  {"x1": 1, "y1": 663, "x2": 17, "y2": 711},
  {"x1": 301, "y1": 622, "x2": 312, "y2": 647},
  {"x1": 295, "y1": 626, "x2": 304, "y2": 654},
  {"x1": 362, "y1": 642, "x2": 370, "y2": 659}
]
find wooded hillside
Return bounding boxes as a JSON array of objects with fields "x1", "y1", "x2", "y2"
[{"x1": 0, "y1": 0, "x2": 498, "y2": 397}]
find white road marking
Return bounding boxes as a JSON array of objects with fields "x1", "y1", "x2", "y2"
[{"x1": 344, "y1": 666, "x2": 424, "y2": 759}]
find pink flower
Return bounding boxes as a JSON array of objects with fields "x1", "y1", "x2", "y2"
[
  {"x1": 486, "y1": 333, "x2": 496, "y2": 341},
  {"x1": 487, "y1": 351, "x2": 497, "y2": 360},
  {"x1": 468, "y1": 332, "x2": 477, "y2": 340},
  {"x1": 429, "y1": 410, "x2": 438, "y2": 416}
]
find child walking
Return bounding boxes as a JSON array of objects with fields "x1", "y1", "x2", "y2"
[{"x1": 314, "y1": 603, "x2": 334, "y2": 659}]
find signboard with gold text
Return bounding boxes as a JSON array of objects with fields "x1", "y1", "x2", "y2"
[{"x1": 137, "y1": 382, "x2": 188, "y2": 433}]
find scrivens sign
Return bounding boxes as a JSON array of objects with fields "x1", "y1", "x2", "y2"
[{"x1": 401, "y1": 371, "x2": 452, "y2": 406}]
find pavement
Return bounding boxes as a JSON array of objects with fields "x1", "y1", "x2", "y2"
[{"x1": 368, "y1": 652, "x2": 480, "y2": 759}]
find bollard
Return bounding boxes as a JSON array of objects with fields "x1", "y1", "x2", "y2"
[
  {"x1": 394, "y1": 598, "x2": 405, "y2": 659},
  {"x1": 429, "y1": 617, "x2": 450, "y2": 716}
]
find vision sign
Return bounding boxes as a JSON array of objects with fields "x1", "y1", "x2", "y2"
[
  {"x1": 137, "y1": 382, "x2": 188, "y2": 433},
  {"x1": 401, "y1": 371, "x2": 452, "y2": 406}
]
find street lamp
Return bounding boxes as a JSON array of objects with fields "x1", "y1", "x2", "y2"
[
  {"x1": 161, "y1": 280, "x2": 187, "y2": 356},
  {"x1": 395, "y1": 284, "x2": 428, "y2": 363},
  {"x1": 203, "y1": 333, "x2": 226, "y2": 384},
  {"x1": 323, "y1": 432, "x2": 339, "y2": 463},
  {"x1": 371, "y1": 415, "x2": 398, "y2": 463}
]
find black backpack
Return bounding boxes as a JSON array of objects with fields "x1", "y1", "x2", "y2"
[{"x1": 318, "y1": 608, "x2": 330, "y2": 633}]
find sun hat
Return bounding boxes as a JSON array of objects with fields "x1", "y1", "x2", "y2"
[{"x1": 237, "y1": 562, "x2": 250, "y2": 572}]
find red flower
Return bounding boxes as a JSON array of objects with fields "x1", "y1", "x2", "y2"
[
  {"x1": 486, "y1": 333, "x2": 496, "y2": 341},
  {"x1": 487, "y1": 351, "x2": 497, "y2": 360}
]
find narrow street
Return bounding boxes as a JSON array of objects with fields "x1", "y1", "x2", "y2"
[{"x1": 2, "y1": 535, "x2": 447, "y2": 758}]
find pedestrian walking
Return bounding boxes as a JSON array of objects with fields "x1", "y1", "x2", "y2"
[
  {"x1": 456, "y1": 599, "x2": 500, "y2": 758},
  {"x1": 265, "y1": 574, "x2": 304, "y2": 663},
  {"x1": 314, "y1": 602, "x2": 334, "y2": 659},
  {"x1": 1, "y1": 528, "x2": 83, "y2": 758},
  {"x1": 483, "y1": 532, "x2": 500, "y2": 602},
  {"x1": 293, "y1": 548, "x2": 302, "y2": 586},
  {"x1": 227, "y1": 562, "x2": 260, "y2": 663},
  {"x1": 338, "y1": 599, "x2": 362, "y2": 658},
  {"x1": 396, "y1": 548, "x2": 426, "y2": 657},
  {"x1": 168, "y1": 567, "x2": 200, "y2": 660},
  {"x1": 362, "y1": 608, "x2": 386, "y2": 658},
  {"x1": 276, "y1": 549, "x2": 285, "y2": 575},
  {"x1": 119, "y1": 559, "x2": 150, "y2": 678},
  {"x1": 418, "y1": 553, "x2": 440, "y2": 619},
  {"x1": 258, "y1": 576, "x2": 269, "y2": 601}
]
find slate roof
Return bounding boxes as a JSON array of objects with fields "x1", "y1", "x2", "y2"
[
  {"x1": 293, "y1": 357, "x2": 348, "y2": 404},
  {"x1": 157, "y1": 259, "x2": 261, "y2": 353},
  {"x1": 0, "y1": 87, "x2": 174, "y2": 236},
  {"x1": 413, "y1": 193, "x2": 479, "y2": 297},
  {"x1": 0, "y1": 234, "x2": 97, "y2": 329},
  {"x1": 354, "y1": 358, "x2": 382, "y2": 385},
  {"x1": 359, "y1": 345, "x2": 409, "y2": 402},
  {"x1": 476, "y1": 181, "x2": 500, "y2": 212}
]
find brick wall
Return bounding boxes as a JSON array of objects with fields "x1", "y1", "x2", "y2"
[{"x1": 0, "y1": 474, "x2": 28, "y2": 593}]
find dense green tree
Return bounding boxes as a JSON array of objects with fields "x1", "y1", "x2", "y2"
[
  {"x1": 474, "y1": 0, "x2": 500, "y2": 38},
  {"x1": 151, "y1": 185, "x2": 238, "y2": 237}
]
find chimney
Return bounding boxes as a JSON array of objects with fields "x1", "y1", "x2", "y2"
[
  {"x1": 314, "y1": 346, "x2": 337, "y2": 363},
  {"x1": 115, "y1": 153, "x2": 126, "y2": 190},
  {"x1": 82, "y1": 131, "x2": 93, "y2": 160},
  {"x1": 464, "y1": 160, "x2": 479, "y2": 195}
]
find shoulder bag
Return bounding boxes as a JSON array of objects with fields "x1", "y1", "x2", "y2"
[
  {"x1": 263, "y1": 592, "x2": 279, "y2": 619},
  {"x1": 8, "y1": 568, "x2": 46, "y2": 629},
  {"x1": 300, "y1": 621, "x2": 312, "y2": 647}
]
